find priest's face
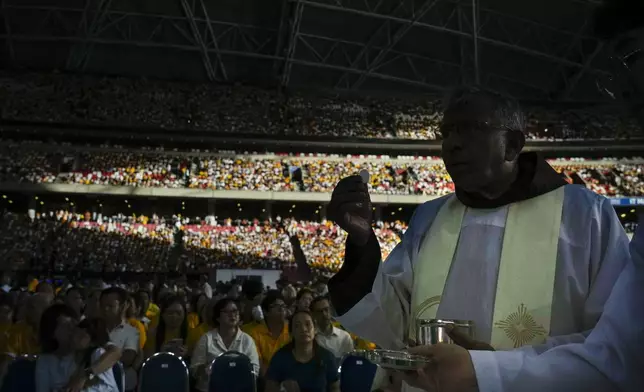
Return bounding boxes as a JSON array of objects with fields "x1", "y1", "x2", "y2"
[{"x1": 440, "y1": 96, "x2": 522, "y2": 193}]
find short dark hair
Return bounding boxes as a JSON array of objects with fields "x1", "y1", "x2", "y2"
[
  {"x1": 296, "y1": 288, "x2": 314, "y2": 301},
  {"x1": 241, "y1": 280, "x2": 264, "y2": 300},
  {"x1": 39, "y1": 304, "x2": 78, "y2": 353},
  {"x1": 309, "y1": 295, "x2": 329, "y2": 310},
  {"x1": 261, "y1": 290, "x2": 284, "y2": 313},
  {"x1": 100, "y1": 287, "x2": 129, "y2": 305},
  {"x1": 155, "y1": 295, "x2": 188, "y2": 352},
  {"x1": 443, "y1": 86, "x2": 526, "y2": 133},
  {"x1": 211, "y1": 297, "x2": 239, "y2": 327}
]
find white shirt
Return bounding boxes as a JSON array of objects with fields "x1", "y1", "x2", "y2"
[
  {"x1": 471, "y1": 215, "x2": 644, "y2": 392},
  {"x1": 190, "y1": 328, "x2": 260, "y2": 392},
  {"x1": 107, "y1": 321, "x2": 140, "y2": 353},
  {"x1": 315, "y1": 326, "x2": 354, "y2": 360},
  {"x1": 35, "y1": 348, "x2": 119, "y2": 392},
  {"x1": 334, "y1": 186, "x2": 630, "y2": 392},
  {"x1": 202, "y1": 282, "x2": 213, "y2": 299}
]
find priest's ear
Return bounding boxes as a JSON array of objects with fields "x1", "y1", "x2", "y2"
[{"x1": 503, "y1": 129, "x2": 525, "y2": 162}]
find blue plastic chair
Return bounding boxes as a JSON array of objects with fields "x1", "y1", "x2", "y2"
[
  {"x1": 1, "y1": 355, "x2": 37, "y2": 392},
  {"x1": 208, "y1": 351, "x2": 256, "y2": 392},
  {"x1": 138, "y1": 352, "x2": 189, "y2": 392},
  {"x1": 112, "y1": 361, "x2": 125, "y2": 392},
  {"x1": 339, "y1": 354, "x2": 378, "y2": 392}
]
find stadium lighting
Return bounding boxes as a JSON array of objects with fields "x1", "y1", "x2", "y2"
[
  {"x1": 35, "y1": 196, "x2": 38, "y2": 200},
  {"x1": 620, "y1": 213, "x2": 626, "y2": 218},
  {"x1": 631, "y1": 209, "x2": 636, "y2": 213},
  {"x1": 70, "y1": 203, "x2": 74, "y2": 206},
  {"x1": 40, "y1": 201, "x2": 44, "y2": 205},
  {"x1": 65, "y1": 197, "x2": 69, "y2": 201},
  {"x1": 398, "y1": 207, "x2": 402, "y2": 211},
  {"x1": 124, "y1": 200, "x2": 128, "y2": 203},
  {"x1": 8, "y1": 200, "x2": 12, "y2": 204}
]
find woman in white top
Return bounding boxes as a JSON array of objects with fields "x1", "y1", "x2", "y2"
[
  {"x1": 35, "y1": 305, "x2": 121, "y2": 392},
  {"x1": 190, "y1": 297, "x2": 260, "y2": 392}
]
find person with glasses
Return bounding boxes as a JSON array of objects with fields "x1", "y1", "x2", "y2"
[
  {"x1": 190, "y1": 298, "x2": 259, "y2": 392},
  {"x1": 388, "y1": 0, "x2": 644, "y2": 391},
  {"x1": 245, "y1": 290, "x2": 291, "y2": 377},
  {"x1": 326, "y1": 22, "x2": 632, "y2": 392}
]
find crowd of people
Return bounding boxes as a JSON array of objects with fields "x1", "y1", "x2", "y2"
[
  {"x1": 1, "y1": 143, "x2": 643, "y2": 197},
  {"x1": 0, "y1": 211, "x2": 404, "y2": 274},
  {"x1": 0, "y1": 273, "x2": 374, "y2": 391},
  {"x1": 1, "y1": 72, "x2": 641, "y2": 140}
]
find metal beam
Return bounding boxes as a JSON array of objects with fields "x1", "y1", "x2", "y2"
[
  {"x1": 332, "y1": 0, "x2": 407, "y2": 89},
  {"x1": 1, "y1": 33, "x2": 447, "y2": 92},
  {"x1": 561, "y1": 42, "x2": 604, "y2": 100},
  {"x1": 281, "y1": 0, "x2": 304, "y2": 87},
  {"x1": 0, "y1": 0, "x2": 15, "y2": 65},
  {"x1": 471, "y1": 0, "x2": 480, "y2": 85},
  {"x1": 299, "y1": 0, "x2": 611, "y2": 76},
  {"x1": 350, "y1": 0, "x2": 440, "y2": 90},
  {"x1": 199, "y1": 0, "x2": 228, "y2": 81},
  {"x1": 456, "y1": 1, "x2": 467, "y2": 85},
  {"x1": 179, "y1": 0, "x2": 216, "y2": 81}
]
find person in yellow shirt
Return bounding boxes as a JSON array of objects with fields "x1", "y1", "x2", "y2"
[
  {"x1": 144, "y1": 295, "x2": 193, "y2": 359},
  {"x1": 125, "y1": 297, "x2": 147, "y2": 349},
  {"x1": 187, "y1": 293, "x2": 208, "y2": 330},
  {"x1": 6, "y1": 293, "x2": 52, "y2": 355},
  {"x1": 0, "y1": 298, "x2": 13, "y2": 352},
  {"x1": 244, "y1": 291, "x2": 290, "y2": 376}
]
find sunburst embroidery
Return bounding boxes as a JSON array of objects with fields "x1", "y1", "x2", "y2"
[{"x1": 494, "y1": 304, "x2": 547, "y2": 348}]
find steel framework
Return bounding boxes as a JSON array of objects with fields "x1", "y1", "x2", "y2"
[{"x1": 0, "y1": 0, "x2": 609, "y2": 101}]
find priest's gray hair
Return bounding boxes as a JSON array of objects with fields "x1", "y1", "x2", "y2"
[{"x1": 442, "y1": 86, "x2": 526, "y2": 134}]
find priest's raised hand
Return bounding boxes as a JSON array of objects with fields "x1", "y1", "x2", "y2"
[{"x1": 328, "y1": 175, "x2": 373, "y2": 246}]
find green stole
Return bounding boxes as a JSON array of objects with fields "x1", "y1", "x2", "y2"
[{"x1": 409, "y1": 186, "x2": 566, "y2": 349}]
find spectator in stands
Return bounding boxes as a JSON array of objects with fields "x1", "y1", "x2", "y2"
[
  {"x1": 65, "y1": 287, "x2": 86, "y2": 321},
  {"x1": 295, "y1": 288, "x2": 315, "y2": 311},
  {"x1": 125, "y1": 297, "x2": 147, "y2": 350},
  {"x1": 132, "y1": 291, "x2": 151, "y2": 329},
  {"x1": 240, "y1": 280, "x2": 265, "y2": 325},
  {"x1": 0, "y1": 297, "x2": 13, "y2": 352},
  {"x1": 35, "y1": 306, "x2": 121, "y2": 392},
  {"x1": 5, "y1": 293, "x2": 51, "y2": 355},
  {"x1": 190, "y1": 297, "x2": 259, "y2": 392},
  {"x1": 200, "y1": 275, "x2": 213, "y2": 299},
  {"x1": 244, "y1": 290, "x2": 290, "y2": 376},
  {"x1": 310, "y1": 296, "x2": 353, "y2": 360},
  {"x1": 265, "y1": 310, "x2": 340, "y2": 392},
  {"x1": 188, "y1": 293, "x2": 208, "y2": 330},
  {"x1": 100, "y1": 287, "x2": 139, "y2": 383},
  {"x1": 144, "y1": 295, "x2": 190, "y2": 359}
]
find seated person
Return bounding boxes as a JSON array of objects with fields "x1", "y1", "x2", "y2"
[
  {"x1": 144, "y1": 295, "x2": 191, "y2": 359},
  {"x1": 265, "y1": 310, "x2": 340, "y2": 392},
  {"x1": 190, "y1": 298, "x2": 259, "y2": 392},
  {"x1": 35, "y1": 305, "x2": 121, "y2": 392}
]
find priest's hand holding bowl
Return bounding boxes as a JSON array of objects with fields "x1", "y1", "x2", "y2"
[
  {"x1": 396, "y1": 344, "x2": 479, "y2": 392},
  {"x1": 328, "y1": 170, "x2": 373, "y2": 246}
]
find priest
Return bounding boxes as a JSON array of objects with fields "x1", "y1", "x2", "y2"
[
  {"x1": 326, "y1": 86, "x2": 631, "y2": 390},
  {"x1": 398, "y1": 214, "x2": 643, "y2": 392}
]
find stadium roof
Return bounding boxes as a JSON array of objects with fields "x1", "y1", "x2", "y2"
[{"x1": 0, "y1": 0, "x2": 613, "y2": 103}]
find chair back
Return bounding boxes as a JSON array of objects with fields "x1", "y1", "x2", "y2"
[
  {"x1": 1, "y1": 355, "x2": 37, "y2": 392},
  {"x1": 112, "y1": 361, "x2": 125, "y2": 392},
  {"x1": 208, "y1": 351, "x2": 256, "y2": 392},
  {"x1": 138, "y1": 352, "x2": 189, "y2": 392},
  {"x1": 339, "y1": 354, "x2": 378, "y2": 392}
]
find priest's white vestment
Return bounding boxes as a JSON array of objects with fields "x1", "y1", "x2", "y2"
[
  {"x1": 471, "y1": 216, "x2": 644, "y2": 392},
  {"x1": 333, "y1": 185, "x2": 630, "y2": 391}
]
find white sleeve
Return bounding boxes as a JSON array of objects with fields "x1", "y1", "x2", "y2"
[
  {"x1": 35, "y1": 357, "x2": 51, "y2": 392},
  {"x1": 124, "y1": 329, "x2": 140, "y2": 353},
  {"x1": 90, "y1": 348, "x2": 119, "y2": 389},
  {"x1": 244, "y1": 334, "x2": 260, "y2": 375},
  {"x1": 334, "y1": 203, "x2": 439, "y2": 350},
  {"x1": 472, "y1": 220, "x2": 644, "y2": 392},
  {"x1": 190, "y1": 334, "x2": 209, "y2": 373}
]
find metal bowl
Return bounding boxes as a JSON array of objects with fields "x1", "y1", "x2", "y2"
[
  {"x1": 416, "y1": 319, "x2": 474, "y2": 345},
  {"x1": 349, "y1": 349, "x2": 432, "y2": 371}
]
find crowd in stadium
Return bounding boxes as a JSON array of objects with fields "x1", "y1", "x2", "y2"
[
  {"x1": 0, "y1": 211, "x2": 404, "y2": 274},
  {"x1": 0, "y1": 144, "x2": 643, "y2": 197},
  {"x1": 0, "y1": 270, "x2": 376, "y2": 391},
  {"x1": 1, "y1": 72, "x2": 641, "y2": 140}
]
